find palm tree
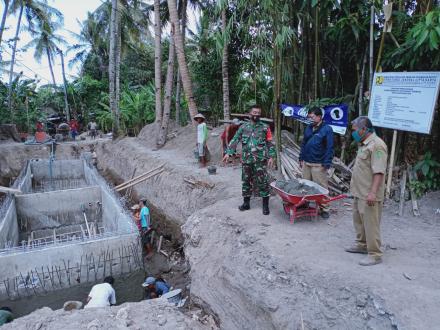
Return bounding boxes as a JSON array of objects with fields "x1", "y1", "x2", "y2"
[
  {"x1": 0, "y1": 0, "x2": 10, "y2": 46},
  {"x1": 7, "y1": 0, "x2": 62, "y2": 113},
  {"x1": 175, "y1": 0, "x2": 187, "y2": 126},
  {"x1": 68, "y1": 12, "x2": 108, "y2": 78},
  {"x1": 157, "y1": 30, "x2": 176, "y2": 146},
  {"x1": 26, "y1": 19, "x2": 65, "y2": 86},
  {"x1": 154, "y1": 0, "x2": 162, "y2": 132},
  {"x1": 57, "y1": 47, "x2": 70, "y2": 121},
  {"x1": 167, "y1": 0, "x2": 198, "y2": 121},
  {"x1": 109, "y1": 0, "x2": 120, "y2": 138},
  {"x1": 220, "y1": 1, "x2": 230, "y2": 121}
]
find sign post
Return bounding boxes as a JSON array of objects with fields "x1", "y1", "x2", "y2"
[{"x1": 368, "y1": 72, "x2": 440, "y2": 198}]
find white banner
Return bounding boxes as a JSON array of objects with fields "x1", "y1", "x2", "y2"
[{"x1": 368, "y1": 72, "x2": 440, "y2": 134}]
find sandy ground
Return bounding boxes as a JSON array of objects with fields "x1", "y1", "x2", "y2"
[
  {"x1": 1, "y1": 124, "x2": 439, "y2": 329},
  {"x1": 100, "y1": 123, "x2": 439, "y2": 330}
]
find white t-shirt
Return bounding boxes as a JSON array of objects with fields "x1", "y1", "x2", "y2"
[
  {"x1": 90, "y1": 122, "x2": 97, "y2": 130},
  {"x1": 197, "y1": 123, "x2": 207, "y2": 144},
  {"x1": 85, "y1": 283, "x2": 116, "y2": 308}
]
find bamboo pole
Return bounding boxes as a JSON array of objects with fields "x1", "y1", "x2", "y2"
[
  {"x1": 369, "y1": 5, "x2": 375, "y2": 89},
  {"x1": 114, "y1": 164, "x2": 164, "y2": 190},
  {"x1": 115, "y1": 168, "x2": 164, "y2": 192}
]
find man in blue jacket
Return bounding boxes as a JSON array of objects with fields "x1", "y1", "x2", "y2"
[{"x1": 299, "y1": 107, "x2": 334, "y2": 218}]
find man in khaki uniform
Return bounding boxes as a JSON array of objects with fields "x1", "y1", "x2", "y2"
[{"x1": 345, "y1": 116, "x2": 388, "y2": 266}]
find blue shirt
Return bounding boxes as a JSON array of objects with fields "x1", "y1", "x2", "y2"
[
  {"x1": 140, "y1": 206, "x2": 150, "y2": 229},
  {"x1": 155, "y1": 281, "x2": 170, "y2": 296},
  {"x1": 299, "y1": 123, "x2": 334, "y2": 168}
]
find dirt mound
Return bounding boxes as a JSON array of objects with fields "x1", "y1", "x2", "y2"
[
  {"x1": 137, "y1": 122, "x2": 225, "y2": 164},
  {"x1": 0, "y1": 124, "x2": 21, "y2": 142},
  {"x1": 3, "y1": 299, "x2": 207, "y2": 330}
]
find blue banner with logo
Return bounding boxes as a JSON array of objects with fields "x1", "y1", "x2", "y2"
[{"x1": 280, "y1": 104, "x2": 348, "y2": 135}]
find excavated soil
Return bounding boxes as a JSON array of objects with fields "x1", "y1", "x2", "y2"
[{"x1": 2, "y1": 124, "x2": 440, "y2": 329}]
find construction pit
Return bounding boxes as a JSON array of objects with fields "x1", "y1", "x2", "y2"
[
  {"x1": 1, "y1": 124, "x2": 440, "y2": 330},
  {"x1": 0, "y1": 155, "x2": 143, "y2": 305}
]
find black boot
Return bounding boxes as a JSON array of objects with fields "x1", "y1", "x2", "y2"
[
  {"x1": 239, "y1": 197, "x2": 250, "y2": 211},
  {"x1": 262, "y1": 197, "x2": 270, "y2": 215}
]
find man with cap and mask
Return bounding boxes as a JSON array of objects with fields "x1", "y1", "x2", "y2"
[
  {"x1": 222, "y1": 105, "x2": 276, "y2": 215},
  {"x1": 142, "y1": 276, "x2": 170, "y2": 299},
  {"x1": 346, "y1": 116, "x2": 388, "y2": 266}
]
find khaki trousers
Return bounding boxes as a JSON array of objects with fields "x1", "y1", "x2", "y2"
[
  {"x1": 302, "y1": 163, "x2": 328, "y2": 189},
  {"x1": 353, "y1": 198, "x2": 383, "y2": 257},
  {"x1": 302, "y1": 163, "x2": 329, "y2": 211}
]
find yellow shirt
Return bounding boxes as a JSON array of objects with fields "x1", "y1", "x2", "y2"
[{"x1": 350, "y1": 133, "x2": 388, "y2": 201}]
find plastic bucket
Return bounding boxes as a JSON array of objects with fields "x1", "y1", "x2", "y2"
[{"x1": 161, "y1": 289, "x2": 182, "y2": 305}]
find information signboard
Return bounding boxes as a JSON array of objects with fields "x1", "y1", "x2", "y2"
[{"x1": 368, "y1": 72, "x2": 440, "y2": 134}]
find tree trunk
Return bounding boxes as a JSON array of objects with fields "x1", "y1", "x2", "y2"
[
  {"x1": 109, "y1": 0, "x2": 120, "y2": 138},
  {"x1": 313, "y1": 4, "x2": 319, "y2": 99},
  {"x1": 0, "y1": 0, "x2": 9, "y2": 47},
  {"x1": 115, "y1": 5, "x2": 121, "y2": 134},
  {"x1": 157, "y1": 27, "x2": 176, "y2": 147},
  {"x1": 47, "y1": 48, "x2": 57, "y2": 86},
  {"x1": 154, "y1": 0, "x2": 162, "y2": 129},
  {"x1": 59, "y1": 50, "x2": 70, "y2": 122},
  {"x1": 7, "y1": 3, "x2": 24, "y2": 116},
  {"x1": 221, "y1": 7, "x2": 230, "y2": 121},
  {"x1": 175, "y1": 0, "x2": 187, "y2": 126},
  {"x1": 167, "y1": 0, "x2": 198, "y2": 123}
]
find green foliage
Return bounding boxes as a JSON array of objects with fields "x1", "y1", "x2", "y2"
[
  {"x1": 96, "y1": 84, "x2": 155, "y2": 133},
  {"x1": 410, "y1": 152, "x2": 440, "y2": 197},
  {"x1": 385, "y1": 8, "x2": 440, "y2": 70}
]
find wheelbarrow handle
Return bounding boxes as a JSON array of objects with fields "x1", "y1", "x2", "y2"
[{"x1": 322, "y1": 194, "x2": 348, "y2": 204}]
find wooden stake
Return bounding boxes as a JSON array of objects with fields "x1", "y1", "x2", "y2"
[
  {"x1": 398, "y1": 169, "x2": 407, "y2": 216},
  {"x1": 385, "y1": 130, "x2": 398, "y2": 199},
  {"x1": 407, "y1": 165, "x2": 420, "y2": 217},
  {"x1": 157, "y1": 235, "x2": 163, "y2": 253}
]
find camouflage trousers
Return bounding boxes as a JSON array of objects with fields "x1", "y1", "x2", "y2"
[{"x1": 242, "y1": 161, "x2": 269, "y2": 197}]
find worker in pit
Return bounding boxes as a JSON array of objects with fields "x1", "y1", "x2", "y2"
[
  {"x1": 298, "y1": 107, "x2": 334, "y2": 219},
  {"x1": 142, "y1": 276, "x2": 170, "y2": 299},
  {"x1": 84, "y1": 276, "x2": 116, "y2": 308},
  {"x1": 0, "y1": 307, "x2": 13, "y2": 325},
  {"x1": 140, "y1": 200, "x2": 153, "y2": 258},
  {"x1": 345, "y1": 116, "x2": 387, "y2": 266},
  {"x1": 131, "y1": 204, "x2": 141, "y2": 231}
]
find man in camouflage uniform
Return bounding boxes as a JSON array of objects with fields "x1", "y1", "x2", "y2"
[
  {"x1": 222, "y1": 105, "x2": 276, "y2": 215},
  {"x1": 346, "y1": 116, "x2": 388, "y2": 266}
]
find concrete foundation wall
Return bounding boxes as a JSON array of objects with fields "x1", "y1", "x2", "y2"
[
  {"x1": 15, "y1": 187, "x2": 102, "y2": 231},
  {"x1": 31, "y1": 159, "x2": 85, "y2": 181},
  {"x1": 84, "y1": 164, "x2": 136, "y2": 233},
  {"x1": 0, "y1": 199, "x2": 19, "y2": 249},
  {"x1": 0, "y1": 233, "x2": 139, "y2": 286}
]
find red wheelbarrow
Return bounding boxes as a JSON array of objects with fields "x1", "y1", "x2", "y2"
[{"x1": 270, "y1": 179, "x2": 347, "y2": 223}]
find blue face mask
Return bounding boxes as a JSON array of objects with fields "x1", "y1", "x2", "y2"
[{"x1": 352, "y1": 128, "x2": 373, "y2": 142}]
